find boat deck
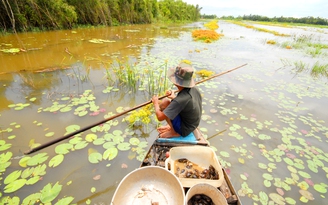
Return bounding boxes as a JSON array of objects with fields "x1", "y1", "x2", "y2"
[{"x1": 141, "y1": 128, "x2": 242, "y2": 205}]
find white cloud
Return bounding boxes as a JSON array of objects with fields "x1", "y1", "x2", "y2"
[{"x1": 183, "y1": 0, "x2": 328, "y2": 19}]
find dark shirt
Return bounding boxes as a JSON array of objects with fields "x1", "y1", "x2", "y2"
[{"x1": 163, "y1": 87, "x2": 202, "y2": 136}]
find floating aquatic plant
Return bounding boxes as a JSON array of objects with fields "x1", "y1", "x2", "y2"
[
  {"x1": 192, "y1": 29, "x2": 223, "y2": 43},
  {"x1": 125, "y1": 104, "x2": 153, "y2": 128},
  {"x1": 88, "y1": 39, "x2": 116, "y2": 44},
  {"x1": 196, "y1": 69, "x2": 214, "y2": 77},
  {"x1": 204, "y1": 20, "x2": 219, "y2": 30},
  {"x1": 1, "y1": 48, "x2": 20, "y2": 54},
  {"x1": 266, "y1": 40, "x2": 276, "y2": 45}
]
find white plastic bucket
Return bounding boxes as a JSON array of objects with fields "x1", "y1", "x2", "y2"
[
  {"x1": 165, "y1": 146, "x2": 224, "y2": 188},
  {"x1": 186, "y1": 183, "x2": 228, "y2": 205}
]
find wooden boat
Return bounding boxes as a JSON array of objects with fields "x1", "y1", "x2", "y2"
[{"x1": 140, "y1": 128, "x2": 242, "y2": 205}]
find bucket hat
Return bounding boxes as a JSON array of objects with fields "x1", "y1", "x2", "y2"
[{"x1": 167, "y1": 62, "x2": 195, "y2": 88}]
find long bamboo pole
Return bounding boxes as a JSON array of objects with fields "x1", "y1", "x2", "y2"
[{"x1": 24, "y1": 63, "x2": 247, "y2": 155}]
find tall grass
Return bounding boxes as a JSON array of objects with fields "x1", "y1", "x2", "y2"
[
  {"x1": 292, "y1": 61, "x2": 328, "y2": 78},
  {"x1": 108, "y1": 59, "x2": 170, "y2": 96},
  {"x1": 311, "y1": 62, "x2": 328, "y2": 78}
]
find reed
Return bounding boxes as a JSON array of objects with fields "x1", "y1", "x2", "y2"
[{"x1": 311, "y1": 62, "x2": 328, "y2": 78}]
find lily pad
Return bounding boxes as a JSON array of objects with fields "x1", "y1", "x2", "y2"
[
  {"x1": 269, "y1": 193, "x2": 285, "y2": 205},
  {"x1": 103, "y1": 141, "x2": 117, "y2": 149},
  {"x1": 1, "y1": 48, "x2": 20, "y2": 53},
  {"x1": 54, "y1": 196, "x2": 74, "y2": 205},
  {"x1": 75, "y1": 141, "x2": 88, "y2": 150},
  {"x1": 88, "y1": 152, "x2": 102, "y2": 163},
  {"x1": 40, "y1": 182, "x2": 62, "y2": 203},
  {"x1": 55, "y1": 143, "x2": 73, "y2": 155},
  {"x1": 129, "y1": 137, "x2": 140, "y2": 145},
  {"x1": 26, "y1": 176, "x2": 40, "y2": 185},
  {"x1": 49, "y1": 155, "x2": 64, "y2": 167},
  {"x1": 0, "y1": 141, "x2": 12, "y2": 151},
  {"x1": 21, "y1": 167, "x2": 34, "y2": 179},
  {"x1": 45, "y1": 132, "x2": 55, "y2": 137},
  {"x1": 4, "y1": 179, "x2": 27, "y2": 193},
  {"x1": 93, "y1": 138, "x2": 105, "y2": 145},
  {"x1": 85, "y1": 133, "x2": 98, "y2": 142},
  {"x1": 314, "y1": 183, "x2": 327, "y2": 194},
  {"x1": 65, "y1": 125, "x2": 80, "y2": 135},
  {"x1": 33, "y1": 164, "x2": 47, "y2": 176},
  {"x1": 4, "y1": 170, "x2": 22, "y2": 184},
  {"x1": 117, "y1": 142, "x2": 131, "y2": 151},
  {"x1": 138, "y1": 141, "x2": 148, "y2": 148},
  {"x1": 19, "y1": 156, "x2": 30, "y2": 168},
  {"x1": 27, "y1": 153, "x2": 49, "y2": 166},
  {"x1": 103, "y1": 147, "x2": 118, "y2": 160},
  {"x1": 220, "y1": 151, "x2": 230, "y2": 157}
]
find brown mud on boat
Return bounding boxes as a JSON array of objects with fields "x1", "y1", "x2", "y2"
[{"x1": 141, "y1": 128, "x2": 242, "y2": 205}]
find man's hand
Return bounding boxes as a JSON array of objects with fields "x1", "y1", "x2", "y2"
[
  {"x1": 151, "y1": 95, "x2": 159, "y2": 106},
  {"x1": 166, "y1": 90, "x2": 175, "y2": 99}
]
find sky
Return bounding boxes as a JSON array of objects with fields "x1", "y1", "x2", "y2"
[{"x1": 183, "y1": 0, "x2": 328, "y2": 19}]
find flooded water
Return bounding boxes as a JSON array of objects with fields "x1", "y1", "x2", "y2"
[{"x1": 1, "y1": 21, "x2": 328, "y2": 204}]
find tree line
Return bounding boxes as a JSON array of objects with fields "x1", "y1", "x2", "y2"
[
  {"x1": 0, "y1": 0, "x2": 201, "y2": 33},
  {"x1": 220, "y1": 14, "x2": 328, "y2": 26}
]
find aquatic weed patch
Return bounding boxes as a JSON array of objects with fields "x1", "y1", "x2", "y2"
[
  {"x1": 280, "y1": 34, "x2": 328, "y2": 58},
  {"x1": 192, "y1": 20, "x2": 223, "y2": 43},
  {"x1": 282, "y1": 59, "x2": 328, "y2": 79},
  {"x1": 204, "y1": 20, "x2": 219, "y2": 30}
]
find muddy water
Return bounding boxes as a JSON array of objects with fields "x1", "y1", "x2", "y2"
[
  {"x1": 1, "y1": 21, "x2": 328, "y2": 204},
  {"x1": 0, "y1": 24, "x2": 191, "y2": 74}
]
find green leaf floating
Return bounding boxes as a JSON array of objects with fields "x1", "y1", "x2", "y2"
[
  {"x1": 33, "y1": 164, "x2": 47, "y2": 176},
  {"x1": 220, "y1": 151, "x2": 230, "y2": 157},
  {"x1": 0, "y1": 140, "x2": 12, "y2": 151},
  {"x1": 75, "y1": 141, "x2": 88, "y2": 150},
  {"x1": 4, "y1": 179, "x2": 27, "y2": 193},
  {"x1": 1, "y1": 151, "x2": 13, "y2": 163},
  {"x1": 1, "y1": 48, "x2": 20, "y2": 53},
  {"x1": 49, "y1": 155, "x2": 64, "y2": 167},
  {"x1": 93, "y1": 138, "x2": 105, "y2": 145},
  {"x1": 103, "y1": 147, "x2": 118, "y2": 160},
  {"x1": 117, "y1": 142, "x2": 130, "y2": 151},
  {"x1": 22, "y1": 193, "x2": 41, "y2": 205},
  {"x1": 129, "y1": 137, "x2": 140, "y2": 145},
  {"x1": 86, "y1": 133, "x2": 97, "y2": 142},
  {"x1": 40, "y1": 182, "x2": 62, "y2": 203},
  {"x1": 89, "y1": 153, "x2": 102, "y2": 163},
  {"x1": 314, "y1": 183, "x2": 327, "y2": 193},
  {"x1": 138, "y1": 141, "x2": 148, "y2": 148},
  {"x1": 65, "y1": 124, "x2": 80, "y2": 135},
  {"x1": 27, "y1": 153, "x2": 49, "y2": 166},
  {"x1": 26, "y1": 176, "x2": 40, "y2": 185},
  {"x1": 45, "y1": 132, "x2": 55, "y2": 137},
  {"x1": 55, "y1": 143, "x2": 73, "y2": 155},
  {"x1": 4, "y1": 170, "x2": 22, "y2": 184},
  {"x1": 54, "y1": 196, "x2": 74, "y2": 205},
  {"x1": 21, "y1": 167, "x2": 34, "y2": 179},
  {"x1": 113, "y1": 135, "x2": 124, "y2": 144},
  {"x1": 269, "y1": 193, "x2": 285, "y2": 205},
  {"x1": 259, "y1": 191, "x2": 268, "y2": 204},
  {"x1": 103, "y1": 141, "x2": 116, "y2": 149}
]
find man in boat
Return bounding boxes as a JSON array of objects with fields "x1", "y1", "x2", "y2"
[{"x1": 152, "y1": 62, "x2": 202, "y2": 138}]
